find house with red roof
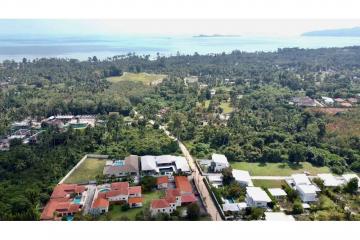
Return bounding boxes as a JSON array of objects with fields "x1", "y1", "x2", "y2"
[
  {"x1": 150, "y1": 176, "x2": 197, "y2": 216},
  {"x1": 90, "y1": 181, "x2": 144, "y2": 215},
  {"x1": 157, "y1": 176, "x2": 169, "y2": 189},
  {"x1": 150, "y1": 199, "x2": 173, "y2": 216},
  {"x1": 40, "y1": 184, "x2": 87, "y2": 221}
]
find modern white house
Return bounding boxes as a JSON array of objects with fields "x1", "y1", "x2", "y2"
[
  {"x1": 296, "y1": 184, "x2": 318, "y2": 202},
  {"x1": 291, "y1": 174, "x2": 319, "y2": 202},
  {"x1": 222, "y1": 202, "x2": 247, "y2": 213},
  {"x1": 268, "y1": 188, "x2": 287, "y2": 199},
  {"x1": 207, "y1": 174, "x2": 223, "y2": 188},
  {"x1": 211, "y1": 153, "x2": 229, "y2": 172},
  {"x1": 140, "y1": 155, "x2": 191, "y2": 176},
  {"x1": 342, "y1": 174, "x2": 360, "y2": 187},
  {"x1": 246, "y1": 187, "x2": 272, "y2": 208},
  {"x1": 232, "y1": 169, "x2": 253, "y2": 187},
  {"x1": 317, "y1": 173, "x2": 342, "y2": 187}
]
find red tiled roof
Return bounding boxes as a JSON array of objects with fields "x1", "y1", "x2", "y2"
[
  {"x1": 181, "y1": 194, "x2": 197, "y2": 204},
  {"x1": 92, "y1": 198, "x2": 109, "y2": 209},
  {"x1": 157, "y1": 176, "x2": 169, "y2": 185},
  {"x1": 166, "y1": 188, "x2": 181, "y2": 197},
  {"x1": 151, "y1": 199, "x2": 170, "y2": 209},
  {"x1": 40, "y1": 199, "x2": 80, "y2": 220},
  {"x1": 51, "y1": 184, "x2": 85, "y2": 199},
  {"x1": 129, "y1": 186, "x2": 142, "y2": 195},
  {"x1": 175, "y1": 176, "x2": 193, "y2": 194},
  {"x1": 110, "y1": 182, "x2": 129, "y2": 195},
  {"x1": 105, "y1": 189, "x2": 128, "y2": 197},
  {"x1": 128, "y1": 197, "x2": 143, "y2": 204}
]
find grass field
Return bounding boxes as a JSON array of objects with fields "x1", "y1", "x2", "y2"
[
  {"x1": 252, "y1": 179, "x2": 286, "y2": 188},
  {"x1": 220, "y1": 102, "x2": 233, "y2": 114},
  {"x1": 99, "y1": 190, "x2": 163, "y2": 220},
  {"x1": 64, "y1": 158, "x2": 106, "y2": 184},
  {"x1": 231, "y1": 162, "x2": 330, "y2": 176},
  {"x1": 107, "y1": 72, "x2": 167, "y2": 85}
]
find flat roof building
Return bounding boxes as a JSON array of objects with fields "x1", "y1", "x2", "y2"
[{"x1": 232, "y1": 169, "x2": 253, "y2": 187}]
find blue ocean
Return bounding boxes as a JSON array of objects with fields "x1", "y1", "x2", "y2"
[{"x1": 0, "y1": 34, "x2": 360, "y2": 61}]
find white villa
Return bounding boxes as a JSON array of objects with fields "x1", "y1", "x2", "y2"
[
  {"x1": 232, "y1": 169, "x2": 253, "y2": 187},
  {"x1": 140, "y1": 155, "x2": 191, "y2": 176},
  {"x1": 268, "y1": 188, "x2": 287, "y2": 199},
  {"x1": 211, "y1": 153, "x2": 229, "y2": 172},
  {"x1": 317, "y1": 173, "x2": 342, "y2": 187},
  {"x1": 290, "y1": 174, "x2": 319, "y2": 202},
  {"x1": 245, "y1": 187, "x2": 271, "y2": 208}
]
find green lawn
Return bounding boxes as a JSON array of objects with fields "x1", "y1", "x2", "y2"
[
  {"x1": 99, "y1": 190, "x2": 163, "y2": 220},
  {"x1": 252, "y1": 180, "x2": 286, "y2": 188},
  {"x1": 107, "y1": 72, "x2": 167, "y2": 85},
  {"x1": 220, "y1": 102, "x2": 233, "y2": 114},
  {"x1": 231, "y1": 162, "x2": 330, "y2": 176},
  {"x1": 64, "y1": 158, "x2": 106, "y2": 184}
]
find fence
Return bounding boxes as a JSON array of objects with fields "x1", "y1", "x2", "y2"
[{"x1": 202, "y1": 177, "x2": 226, "y2": 220}]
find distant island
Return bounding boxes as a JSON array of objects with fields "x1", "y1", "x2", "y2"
[
  {"x1": 302, "y1": 27, "x2": 360, "y2": 37},
  {"x1": 193, "y1": 34, "x2": 241, "y2": 38}
]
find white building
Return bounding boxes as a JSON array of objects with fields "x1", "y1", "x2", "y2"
[
  {"x1": 232, "y1": 169, "x2": 253, "y2": 186},
  {"x1": 211, "y1": 153, "x2": 229, "y2": 172},
  {"x1": 268, "y1": 188, "x2": 287, "y2": 199},
  {"x1": 297, "y1": 184, "x2": 318, "y2": 202},
  {"x1": 150, "y1": 199, "x2": 173, "y2": 216},
  {"x1": 292, "y1": 174, "x2": 312, "y2": 186},
  {"x1": 207, "y1": 174, "x2": 223, "y2": 188},
  {"x1": 140, "y1": 155, "x2": 191, "y2": 175},
  {"x1": 246, "y1": 187, "x2": 271, "y2": 208},
  {"x1": 321, "y1": 96, "x2": 334, "y2": 105},
  {"x1": 317, "y1": 173, "x2": 342, "y2": 187},
  {"x1": 342, "y1": 174, "x2": 360, "y2": 186},
  {"x1": 222, "y1": 202, "x2": 247, "y2": 213}
]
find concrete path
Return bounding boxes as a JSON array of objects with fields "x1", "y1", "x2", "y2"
[{"x1": 83, "y1": 185, "x2": 96, "y2": 215}]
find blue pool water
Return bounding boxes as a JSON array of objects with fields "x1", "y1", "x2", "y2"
[
  {"x1": 113, "y1": 160, "x2": 125, "y2": 166},
  {"x1": 227, "y1": 198, "x2": 235, "y2": 203},
  {"x1": 99, "y1": 188, "x2": 110, "y2": 193},
  {"x1": 66, "y1": 216, "x2": 74, "y2": 221},
  {"x1": 73, "y1": 197, "x2": 81, "y2": 204}
]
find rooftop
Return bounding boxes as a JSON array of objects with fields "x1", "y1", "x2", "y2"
[
  {"x1": 317, "y1": 173, "x2": 342, "y2": 187},
  {"x1": 268, "y1": 188, "x2": 287, "y2": 197},
  {"x1": 92, "y1": 197, "x2": 109, "y2": 209},
  {"x1": 246, "y1": 187, "x2": 271, "y2": 203},
  {"x1": 151, "y1": 199, "x2": 170, "y2": 209},
  {"x1": 232, "y1": 169, "x2": 253, "y2": 186},
  {"x1": 175, "y1": 176, "x2": 193, "y2": 194},
  {"x1": 212, "y1": 153, "x2": 229, "y2": 165},
  {"x1": 157, "y1": 176, "x2": 169, "y2": 185},
  {"x1": 292, "y1": 174, "x2": 312, "y2": 186},
  {"x1": 296, "y1": 184, "x2": 318, "y2": 194}
]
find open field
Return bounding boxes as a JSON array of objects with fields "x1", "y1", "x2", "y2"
[
  {"x1": 64, "y1": 158, "x2": 106, "y2": 184},
  {"x1": 230, "y1": 162, "x2": 330, "y2": 176},
  {"x1": 252, "y1": 179, "x2": 286, "y2": 188},
  {"x1": 99, "y1": 190, "x2": 163, "y2": 220},
  {"x1": 107, "y1": 72, "x2": 167, "y2": 85},
  {"x1": 220, "y1": 102, "x2": 233, "y2": 114}
]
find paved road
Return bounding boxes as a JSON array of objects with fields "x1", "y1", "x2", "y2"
[
  {"x1": 178, "y1": 141, "x2": 222, "y2": 221},
  {"x1": 83, "y1": 185, "x2": 96, "y2": 215},
  {"x1": 140, "y1": 112, "x2": 222, "y2": 220}
]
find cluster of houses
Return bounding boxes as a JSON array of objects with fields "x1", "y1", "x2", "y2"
[
  {"x1": 90, "y1": 182, "x2": 143, "y2": 215},
  {"x1": 103, "y1": 155, "x2": 191, "y2": 181},
  {"x1": 41, "y1": 181, "x2": 144, "y2": 220},
  {"x1": 204, "y1": 154, "x2": 360, "y2": 220},
  {"x1": 40, "y1": 183, "x2": 88, "y2": 220},
  {"x1": 0, "y1": 115, "x2": 101, "y2": 151},
  {"x1": 150, "y1": 175, "x2": 197, "y2": 216},
  {"x1": 0, "y1": 118, "x2": 43, "y2": 150},
  {"x1": 290, "y1": 95, "x2": 359, "y2": 108},
  {"x1": 43, "y1": 115, "x2": 99, "y2": 129}
]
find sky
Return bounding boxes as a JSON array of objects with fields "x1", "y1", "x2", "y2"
[{"x1": 0, "y1": 19, "x2": 360, "y2": 37}]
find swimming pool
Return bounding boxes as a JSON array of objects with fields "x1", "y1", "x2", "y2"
[
  {"x1": 73, "y1": 196, "x2": 81, "y2": 204},
  {"x1": 66, "y1": 216, "x2": 74, "y2": 221},
  {"x1": 227, "y1": 198, "x2": 235, "y2": 203},
  {"x1": 99, "y1": 188, "x2": 110, "y2": 193},
  {"x1": 113, "y1": 160, "x2": 125, "y2": 166}
]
